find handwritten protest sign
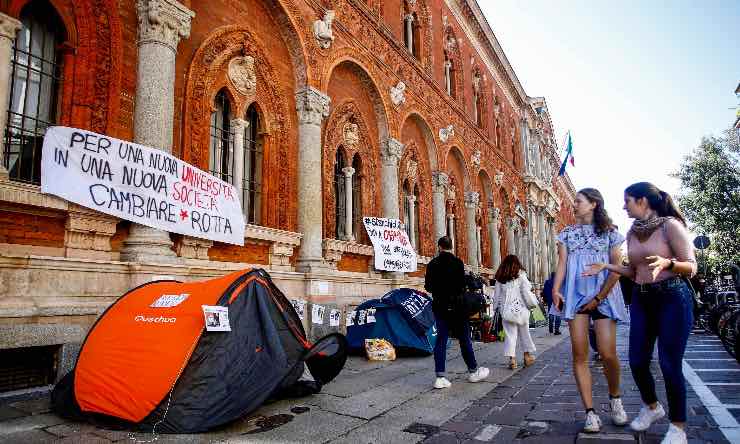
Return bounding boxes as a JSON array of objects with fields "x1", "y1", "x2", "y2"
[
  {"x1": 362, "y1": 216, "x2": 417, "y2": 272},
  {"x1": 41, "y1": 126, "x2": 245, "y2": 245}
]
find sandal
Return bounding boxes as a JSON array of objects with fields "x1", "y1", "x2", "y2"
[
  {"x1": 523, "y1": 352, "x2": 536, "y2": 367},
  {"x1": 508, "y1": 358, "x2": 518, "y2": 369}
]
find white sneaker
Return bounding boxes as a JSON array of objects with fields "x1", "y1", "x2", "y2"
[
  {"x1": 583, "y1": 410, "x2": 602, "y2": 433},
  {"x1": 610, "y1": 398, "x2": 628, "y2": 426},
  {"x1": 660, "y1": 424, "x2": 687, "y2": 444},
  {"x1": 468, "y1": 367, "x2": 489, "y2": 383},
  {"x1": 433, "y1": 377, "x2": 451, "y2": 389},
  {"x1": 630, "y1": 403, "x2": 666, "y2": 432}
]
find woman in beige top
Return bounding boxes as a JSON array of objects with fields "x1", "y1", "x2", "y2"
[{"x1": 584, "y1": 182, "x2": 697, "y2": 444}]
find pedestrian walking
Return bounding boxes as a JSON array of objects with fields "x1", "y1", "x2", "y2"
[
  {"x1": 425, "y1": 236, "x2": 489, "y2": 389},
  {"x1": 552, "y1": 188, "x2": 629, "y2": 433},
  {"x1": 583, "y1": 182, "x2": 697, "y2": 444},
  {"x1": 493, "y1": 255, "x2": 538, "y2": 369},
  {"x1": 541, "y1": 272, "x2": 561, "y2": 335}
]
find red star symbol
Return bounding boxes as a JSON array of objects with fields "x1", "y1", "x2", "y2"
[{"x1": 180, "y1": 209, "x2": 189, "y2": 220}]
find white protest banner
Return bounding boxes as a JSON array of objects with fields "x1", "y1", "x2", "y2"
[
  {"x1": 41, "y1": 126, "x2": 245, "y2": 245},
  {"x1": 362, "y1": 216, "x2": 417, "y2": 272}
]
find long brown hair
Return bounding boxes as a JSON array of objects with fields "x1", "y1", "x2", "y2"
[
  {"x1": 495, "y1": 255, "x2": 525, "y2": 284},
  {"x1": 624, "y1": 182, "x2": 687, "y2": 226},
  {"x1": 578, "y1": 188, "x2": 615, "y2": 235}
]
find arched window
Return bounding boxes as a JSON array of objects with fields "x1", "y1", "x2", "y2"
[
  {"x1": 333, "y1": 147, "x2": 346, "y2": 239},
  {"x1": 243, "y1": 104, "x2": 263, "y2": 224},
  {"x1": 5, "y1": 0, "x2": 64, "y2": 184},
  {"x1": 351, "y1": 154, "x2": 363, "y2": 243},
  {"x1": 443, "y1": 52, "x2": 454, "y2": 97},
  {"x1": 209, "y1": 90, "x2": 232, "y2": 183}
]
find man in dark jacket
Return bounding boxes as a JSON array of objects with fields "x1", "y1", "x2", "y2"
[
  {"x1": 541, "y1": 272, "x2": 561, "y2": 335},
  {"x1": 425, "y1": 236, "x2": 489, "y2": 389}
]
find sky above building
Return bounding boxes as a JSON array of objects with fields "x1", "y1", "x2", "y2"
[{"x1": 479, "y1": 0, "x2": 740, "y2": 235}]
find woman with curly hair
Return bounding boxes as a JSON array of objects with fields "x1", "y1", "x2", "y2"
[
  {"x1": 584, "y1": 182, "x2": 697, "y2": 444},
  {"x1": 552, "y1": 188, "x2": 629, "y2": 433}
]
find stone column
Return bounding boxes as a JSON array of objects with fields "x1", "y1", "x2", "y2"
[
  {"x1": 404, "y1": 14, "x2": 414, "y2": 53},
  {"x1": 295, "y1": 87, "x2": 331, "y2": 272},
  {"x1": 538, "y1": 209, "x2": 548, "y2": 279},
  {"x1": 476, "y1": 226, "x2": 482, "y2": 268},
  {"x1": 506, "y1": 219, "x2": 516, "y2": 255},
  {"x1": 444, "y1": 60, "x2": 452, "y2": 95},
  {"x1": 121, "y1": 0, "x2": 194, "y2": 263},
  {"x1": 406, "y1": 194, "x2": 416, "y2": 249},
  {"x1": 231, "y1": 118, "x2": 248, "y2": 211},
  {"x1": 464, "y1": 191, "x2": 479, "y2": 269},
  {"x1": 447, "y1": 213, "x2": 456, "y2": 255},
  {"x1": 380, "y1": 138, "x2": 404, "y2": 220},
  {"x1": 521, "y1": 232, "x2": 529, "y2": 271},
  {"x1": 431, "y1": 171, "x2": 448, "y2": 242},
  {"x1": 0, "y1": 13, "x2": 21, "y2": 180},
  {"x1": 342, "y1": 166, "x2": 355, "y2": 241},
  {"x1": 488, "y1": 207, "x2": 501, "y2": 271}
]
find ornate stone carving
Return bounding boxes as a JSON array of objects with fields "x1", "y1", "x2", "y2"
[
  {"x1": 296, "y1": 87, "x2": 331, "y2": 125},
  {"x1": 341, "y1": 166, "x2": 355, "y2": 177},
  {"x1": 488, "y1": 207, "x2": 501, "y2": 222},
  {"x1": 0, "y1": 14, "x2": 21, "y2": 40},
  {"x1": 136, "y1": 0, "x2": 194, "y2": 50},
  {"x1": 176, "y1": 236, "x2": 213, "y2": 260},
  {"x1": 381, "y1": 138, "x2": 404, "y2": 165},
  {"x1": 343, "y1": 121, "x2": 359, "y2": 149},
  {"x1": 406, "y1": 159, "x2": 418, "y2": 184},
  {"x1": 228, "y1": 54, "x2": 256, "y2": 96},
  {"x1": 471, "y1": 150, "x2": 481, "y2": 169},
  {"x1": 313, "y1": 10, "x2": 335, "y2": 49},
  {"x1": 464, "y1": 191, "x2": 480, "y2": 208},
  {"x1": 446, "y1": 180, "x2": 457, "y2": 202},
  {"x1": 494, "y1": 171, "x2": 504, "y2": 186},
  {"x1": 432, "y1": 171, "x2": 449, "y2": 193},
  {"x1": 390, "y1": 81, "x2": 406, "y2": 106},
  {"x1": 439, "y1": 125, "x2": 454, "y2": 143},
  {"x1": 64, "y1": 206, "x2": 119, "y2": 259}
]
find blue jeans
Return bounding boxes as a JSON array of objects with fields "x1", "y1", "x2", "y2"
[
  {"x1": 547, "y1": 303, "x2": 562, "y2": 332},
  {"x1": 629, "y1": 278, "x2": 694, "y2": 422},
  {"x1": 433, "y1": 314, "x2": 478, "y2": 377}
]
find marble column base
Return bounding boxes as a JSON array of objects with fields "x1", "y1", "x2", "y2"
[{"x1": 120, "y1": 223, "x2": 179, "y2": 264}]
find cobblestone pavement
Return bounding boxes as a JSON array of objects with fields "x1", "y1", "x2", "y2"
[
  {"x1": 420, "y1": 324, "x2": 738, "y2": 444},
  {"x1": 1, "y1": 324, "x2": 738, "y2": 443}
]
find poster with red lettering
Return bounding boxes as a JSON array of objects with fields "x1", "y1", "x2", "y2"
[
  {"x1": 41, "y1": 126, "x2": 245, "y2": 245},
  {"x1": 362, "y1": 216, "x2": 417, "y2": 272}
]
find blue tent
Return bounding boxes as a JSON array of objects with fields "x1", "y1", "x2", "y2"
[{"x1": 347, "y1": 288, "x2": 437, "y2": 356}]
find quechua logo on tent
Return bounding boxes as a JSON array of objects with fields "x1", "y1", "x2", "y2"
[{"x1": 134, "y1": 315, "x2": 177, "y2": 323}]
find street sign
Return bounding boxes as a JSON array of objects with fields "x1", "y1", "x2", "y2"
[{"x1": 694, "y1": 235, "x2": 710, "y2": 250}]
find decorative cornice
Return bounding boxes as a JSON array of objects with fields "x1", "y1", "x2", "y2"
[
  {"x1": 136, "y1": 0, "x2": 194, "y2": 50},
  {"x1": 323, "y1": 238, "x2": 374, "y2": 256},
  {"x1": 244, "y1": 224, "x2": 302, "y2": 246}
]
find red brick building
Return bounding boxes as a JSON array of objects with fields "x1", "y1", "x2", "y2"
[{"x1": 0, "y1": 0, "x2": 575, "y2": 393}]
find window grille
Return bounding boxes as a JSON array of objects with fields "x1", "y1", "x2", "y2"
[
  {"x1": 4, "y1": 3, "x2": 62, "y2": 185},
  {"x1": 243, "y1": 105, "x2": 262, "y2": 224},
  {"x1": 209, "y1": 90, "x2": 233, "y2": 184}
]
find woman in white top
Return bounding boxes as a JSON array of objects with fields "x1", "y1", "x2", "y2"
[{"x1": 493, "y1": 255, "x2": 537, "y2": 369}]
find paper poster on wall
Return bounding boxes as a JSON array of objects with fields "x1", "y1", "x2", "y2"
[
  {"x1": 291, "y1": 299, "x2": 306, "y2": 320},
  {"x1": 40, "y1": 126, "x2": 245, "y2": 245},
  {"x1": 357, "y1": 309, "x2": 367, "y2": 325},
  {"x1": 202, "y1": 305, "x2": 231, "y2": 332},
  {"x1": 312, "y1": 304, "x2": 326, "y2": 325},
  {"x1": 366, "y1": 308, "x2": 376, "y2": 323},
  {"x1": 346, "y1": 310, "x2": 355, "y2": 327},
  {"x1": 362, "y1": 217, "x2": 417, "y2": 272},
  {"x1": 329, "y1": 309, "x2": 341, "y2": 327}
]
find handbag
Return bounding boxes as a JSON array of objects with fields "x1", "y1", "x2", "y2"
[
  {"x1": 502, "y1": 288, "x2": 529, "y2": 325},
  {"x1": 457, "y1": 290, "x2": 486, "y2": 316}
]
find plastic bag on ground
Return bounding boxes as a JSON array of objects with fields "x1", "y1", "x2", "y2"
[{"x1": 365, "y1": 338, "x2": 396, "y2": 361}]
